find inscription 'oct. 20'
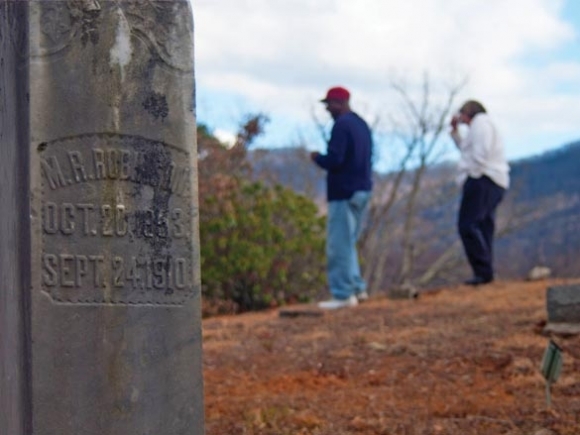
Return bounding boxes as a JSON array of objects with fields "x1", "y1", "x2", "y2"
[{"x1": 43, "y1": 202, "x2": 188, "y2": 239}]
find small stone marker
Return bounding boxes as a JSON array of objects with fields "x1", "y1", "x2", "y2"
[
  {"x1": 1, "y1": 2, "x2": 203, "y2": 435},
  {"x1": 527, "y1": 266, "x2": 552, "y2": 281},
  {"x1": 388, "y1": 283, "x2": 419, "y2": 300},
  {"x1": 544, "y1": 284, "x2": 580, "y2": 335},
  {"x1": 279, "y1": 305, "x2": 325, "y2": 318}
]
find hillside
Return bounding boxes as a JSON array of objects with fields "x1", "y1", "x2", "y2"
[
  {"x1": 498, "y1": 141, "x2": 580, "y2": 277},
  {"x1": 203, "y1": 278, "x2": 580, "y2": 435},
  {"x1": 509, "y1": 141, "x2": 580, "y2": 202},
  {"x1": 248, "y1": 140, "x2": 580, "y2": 283}
]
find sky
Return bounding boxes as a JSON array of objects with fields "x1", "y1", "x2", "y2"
[{"x1": 193, "y1": 0, "x2": 580, "y2": 171}]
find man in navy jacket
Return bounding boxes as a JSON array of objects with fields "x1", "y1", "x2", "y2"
[{"x1": 311, "y1": 86, "x2": 373, "y2": 309}]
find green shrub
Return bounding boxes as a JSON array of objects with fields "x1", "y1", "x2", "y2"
[{"x1": 200, "y1": 180, "x2": 326, "y2": 315}]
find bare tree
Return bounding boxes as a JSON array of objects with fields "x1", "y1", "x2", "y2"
[
  {"x1": 393, "y1": 74, "x2": 465, "y2": 285},
  {"x1": 361, "y1": 73, "x2": 466, "y2": 292}
]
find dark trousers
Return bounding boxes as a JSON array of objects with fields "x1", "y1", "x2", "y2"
[{"x1": 458, "y1": 176, "x2": 505, "y2": 281}]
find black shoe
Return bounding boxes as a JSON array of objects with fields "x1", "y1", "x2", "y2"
[{"x1": 464, "y1": 276, "x2": 493, "y2": 286}]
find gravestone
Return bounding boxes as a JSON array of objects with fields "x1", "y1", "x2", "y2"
[
  {"x1": 0, "y1": 2, "x2": 204, "y2": 435},
  {"x1": 544, "y1": 284, "x2": 580, "y2": 335}
]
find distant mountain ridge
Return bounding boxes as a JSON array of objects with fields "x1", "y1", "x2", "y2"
[
  {"x1": 509, "y1": 140, "x2": 580, "y2": 201},
  {"x1": 497, "y1": 139, "x2": 580, "y2": 278},
  {"x1": 249, "y1": 139, "x2": 580, "y2": 282}
]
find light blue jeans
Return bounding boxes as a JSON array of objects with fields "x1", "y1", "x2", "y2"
[{"x1": 326, "y1": 191, "x2": 371, "y2": 300}]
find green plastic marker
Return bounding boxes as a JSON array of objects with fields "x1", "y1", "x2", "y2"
[{"x1": 540, "y1": 340, "x2": 563, "y2": 408}]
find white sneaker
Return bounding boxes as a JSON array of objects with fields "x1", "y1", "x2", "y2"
[
  {"x1": 317, "y1": 295, "x2": 358, "y2": 310},
  {"x1": 356, "y1": 291, "x2": 369, "y2": 302}
]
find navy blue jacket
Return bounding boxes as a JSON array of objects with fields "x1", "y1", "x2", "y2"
[{"x1": 314, "y1": 111, "x2": 373, "y2": 201}]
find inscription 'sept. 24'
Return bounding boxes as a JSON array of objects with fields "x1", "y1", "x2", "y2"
[{"x1": 40, "y1": 133, "x2": 194, "y2": 306}]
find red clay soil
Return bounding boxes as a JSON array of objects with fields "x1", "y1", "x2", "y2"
[{"x1": 202, "y1": 279, "x2": 580, "y2": 435}]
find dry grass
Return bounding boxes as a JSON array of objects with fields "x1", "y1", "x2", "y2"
[{"x1": 203, "y1": 279, "x2": 580, "y2": 435}]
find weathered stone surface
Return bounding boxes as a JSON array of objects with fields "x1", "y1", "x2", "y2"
[
  {"x1": 543, "y1": 322, "x2": 580, "y2": 336},
  {"x1": 547, "y1": 284, "x2": 580, "y2": 324},
  {"x1": 1, "y1": 2, "x2": 203, "y2": 434},
  {"x1": 0, "y1": 4, "x2": 31, "y2": 434}
]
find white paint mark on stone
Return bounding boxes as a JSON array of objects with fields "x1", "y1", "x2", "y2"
[
  {"x1": 131, "y1": 387, "x2": 140, "y2": 403},
  {"x1": 110, "y1": 8, "x2": 132, "y2": 82}
]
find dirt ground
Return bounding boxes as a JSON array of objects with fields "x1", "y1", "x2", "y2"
[{"x1": 202, "y1": 279, "x2": 580, "y2": 435}]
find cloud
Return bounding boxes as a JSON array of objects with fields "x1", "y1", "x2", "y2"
[
  {"x1": 213, "y1": 128, "x2": 237, "y2": 148},
  {"x1": 193, "y1": 0, "x2": 580, "y2": 159}
]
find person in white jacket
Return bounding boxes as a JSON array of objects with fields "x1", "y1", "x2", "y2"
[{"x1": 450, "y1": 100, "x2": 510, "y2": 286}]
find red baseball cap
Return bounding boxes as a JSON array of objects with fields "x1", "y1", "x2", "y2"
[{"x1": 320, "y1": 86, "x2": 350, "y2": 103}]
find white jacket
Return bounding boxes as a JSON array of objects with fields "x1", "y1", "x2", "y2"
[{"x1": 451, "y1": 113, "x2": 510, "y2": 189}]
